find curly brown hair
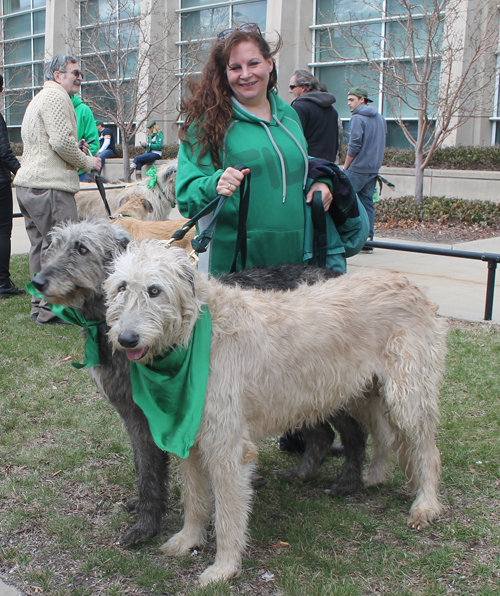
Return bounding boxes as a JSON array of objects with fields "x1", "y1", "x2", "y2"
[{"x1": 179, "y1": 29, "x2": 282, "y2": 169}]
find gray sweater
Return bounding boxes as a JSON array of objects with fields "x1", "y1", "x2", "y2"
[{"x1": 347, "y1": 104, "x2": 387, "y2": 174}]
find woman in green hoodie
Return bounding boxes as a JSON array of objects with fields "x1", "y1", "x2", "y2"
[{"x1": 176, "y1": 24, "x2": 333, "y2": 276}]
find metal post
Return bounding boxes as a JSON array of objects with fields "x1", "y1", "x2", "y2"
[{"x1": 484, "y1": 260, "x2": 497, "y2": 321}]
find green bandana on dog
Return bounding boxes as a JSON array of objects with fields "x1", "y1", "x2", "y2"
[
  {"x1": 26, "y1": 282, "x2": 104, "y2": 368},
  {"x1": 129, "y1": 306, "x2": 212, "y2": 459}
]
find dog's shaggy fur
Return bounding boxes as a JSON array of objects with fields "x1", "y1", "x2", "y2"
[
  {"x1": 30, "y1": 220, "x2": 366, "y2": 548},
  {"x1": 75, "y1": 160, "x2": 177, "y2": 221},
  {"x1": 110, "y1": 216, "x2": 196, "y2": 251},
  {"x1": 105, "y1": 241, "x2": 447, "y2": 585},
  {"x1": 31, "y1": 221, "x2": 170, "y2": 547},
  {"x1": 219, "y1": 266, "x2": 367, "y2": 494}
]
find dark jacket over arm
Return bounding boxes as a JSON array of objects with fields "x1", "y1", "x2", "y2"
[{"x1": 0, "y1": 112, "x2": 21, "y2": 184}]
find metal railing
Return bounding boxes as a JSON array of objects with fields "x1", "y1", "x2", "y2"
[
  {"x1": 364, "y1": 240, "x2": 500, "y2": 321},
  {"x1": 10, "y1": 220, "x2": 500, "y2": 321}
]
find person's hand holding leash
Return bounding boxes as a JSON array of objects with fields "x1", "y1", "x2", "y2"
[
  {"x1": 217, "y1": 166, "x2": 251, "y2": 197},
  {"x1": 306, "y1": 181, "x2": 333, "y2": 211}
]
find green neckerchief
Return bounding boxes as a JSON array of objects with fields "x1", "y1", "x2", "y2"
[
  {"x1": 129, "y1": 306, "x2": 212, "y2": 459},
  {"x1": 26, "y1": 282, "x2": 104, "y2": 369},
  {"x1": 146, "y1": 164, "x2": 157, "y2": 189}
]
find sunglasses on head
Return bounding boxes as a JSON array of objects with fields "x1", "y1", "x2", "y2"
[
  {"x1": 59, "y1": 69, "x2": 84, "y2": 79},
  {"x1": 217, "y1": 22, "x2": 261, "y2": 41}
]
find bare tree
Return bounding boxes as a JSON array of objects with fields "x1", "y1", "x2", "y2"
[
  {"x1": 319, "y1": 0, "x2": 499, "y2": 205},
  {"x1": 67, "y1": 0, "x2": 194, "y2": 181}
]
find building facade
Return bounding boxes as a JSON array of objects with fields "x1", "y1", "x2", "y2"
[{"x1": 1, "y1": 0, "x2": 498, "y2": 148}]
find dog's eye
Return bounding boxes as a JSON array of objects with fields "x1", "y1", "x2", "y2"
[
  {"x1": 118, "y1": 283, "x2": 127, "y2": 293},
  {"x1": 78, "y1": 245, "x2": 89, "y2": 255},
  {"x1": 148, "y1": 285, "x2": 161, "y2": 297}
]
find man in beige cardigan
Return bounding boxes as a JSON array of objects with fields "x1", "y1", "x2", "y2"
[{"x1": 14, "y1": 55, "x2": 101, "y2": 324}]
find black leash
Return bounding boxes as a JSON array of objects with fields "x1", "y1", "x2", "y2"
[
  {"x1": 92, "y1": 171, "x2": 112, "y2": 217},
  {"x1": 169, "y1": 164, "x2": 250, "y2": 272},
  {"x1": 310, "y1": 190, "x2": 327, "y2": 268}
]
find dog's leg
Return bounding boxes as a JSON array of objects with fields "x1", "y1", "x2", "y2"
[
  {"x1": 326, "y1": 412, "x2": 366, "y2": 495},
  {"x1": 160, "y1": 444, "x2": 212, "y2": 556},
  {"x1": 197, "y1": 438, "x2": 255, "y2": 586},
  {"x1": 277, "y1": 420, "x2": 335, "y2": 482},
  {"x1": 115, "y1": 400, "x2": 169, "y2": 547},
  {"x1": 381, "y1": 350, "x2": 443, "y2": 528}
]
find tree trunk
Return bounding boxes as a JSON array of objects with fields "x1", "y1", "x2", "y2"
[
  {"x1": 414, "y1": 143, "x2": 425, "y2": 208},
  {"x1": 122, "y1": 129, "x2": 131, "y2": 182}
]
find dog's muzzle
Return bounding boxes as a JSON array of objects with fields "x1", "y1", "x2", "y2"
[{"x1": 118, "y1": 331, "x2": 149, "y2": 361}]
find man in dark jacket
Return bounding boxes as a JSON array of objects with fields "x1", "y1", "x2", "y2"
[
  {"x1": 0, "y1": 74, "x2": 25, "y2": 297},
  {"x1": 289, "y1": 69, "x2": 339, "y2": 162},
  {"x1": 344, "y1": 87, "x2": 387, "y2": 250}
]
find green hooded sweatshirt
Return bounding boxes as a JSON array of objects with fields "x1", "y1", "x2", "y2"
[
  {"x1": 176, "y1": 90, "x2": 310, "y2": 275},
  {"x1": 71, "y1": 94, "x2": 100, "y2": 176}
]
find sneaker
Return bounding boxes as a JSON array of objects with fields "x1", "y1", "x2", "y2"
[
  {"x1": 361, "y1": 237, "x2": 374, "y2": 253},
  {"x1": 36, "y1": 315, "x2": 71, "y2": 326},
  {"x1": 0, "y1": 280, "x2": 26, "y2": 298}
]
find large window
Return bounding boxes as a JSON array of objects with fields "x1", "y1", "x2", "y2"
[
  {"x1": 78, "y1": 0, "x2": 141, "y2": 143},
  {"x1": 312, "y1": 0, "x2": 442, "y2": 148},
  {"x1": 1, "y1": 0, "x2": 45, "y2": 141},
  {"x1": 177, "y1": 0, "x2": 267, "y2": 80}
]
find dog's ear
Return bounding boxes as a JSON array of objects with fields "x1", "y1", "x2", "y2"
[
  {"x1": 118, "y1": 196, "x2": 127, "y2": 208},
  {"x1": 113, "y1": 226, "x2": 132, "y2": 252},
  {"x1": 142, "y1": 199, "x2": 154, "y2": 213},
  {"x1": 170, "y1": 247, "x2": 196, "y2": 297}
]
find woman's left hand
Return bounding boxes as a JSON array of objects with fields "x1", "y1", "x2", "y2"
[{"x1": 306, "y1": 182, "x2": 333, "y2": 211}]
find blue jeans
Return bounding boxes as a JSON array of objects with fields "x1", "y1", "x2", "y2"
[
  {"x1": 79, "y1": 173, "x2": 88, "y2": 182},
  {"x1": 345, "y1": 170, "x2": 378, "y2": 239},
  {"x1": 133, "y1": 152, "x2": 160, "y2": 170},
  {"x1": 98, "y1": 149, "x2": 116, "y2": 174}
]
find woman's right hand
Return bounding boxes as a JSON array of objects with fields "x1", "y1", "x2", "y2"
[{"x1": 216, "y1": 167, "x2": 250, "y2": 197}]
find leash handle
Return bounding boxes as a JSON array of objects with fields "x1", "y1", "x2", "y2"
[{"x1": 170, "y1": 165, "x2": 250, "y2": 264}]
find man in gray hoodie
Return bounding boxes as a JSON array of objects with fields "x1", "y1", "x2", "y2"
[{"x1": 344, "y1": 87, "x2": 387, "y2": 250}]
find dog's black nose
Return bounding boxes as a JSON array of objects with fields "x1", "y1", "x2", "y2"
[
  {"x1": 32, "y1": 275, "x2": 47, "y2": 292},
  {"x1": 118, "y1": 332, "x2": 140, "y2": 349}
]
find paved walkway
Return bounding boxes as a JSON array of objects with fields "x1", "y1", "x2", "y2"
[{"x1": 11, "y1": 199, "x2": 500, "y2": 323}]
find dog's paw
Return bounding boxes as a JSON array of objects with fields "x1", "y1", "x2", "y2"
[
  {"x1": 198, "y1": 563, "x2": 240, "y2": 586},
  {"x1": 362, "y1": 470, "x2": 388, "y2": 488},
  {"x1": 325, "y1": 476, "x2": 364, "y2": 496},
  {"x1": 407, "y1": 502, "x2": 442, "y2": 530},
  {"x1": 276, "y1": 466, "x2": 312, "y2": 483},
  {"x1": 160, "y1": 531, "x2": 203, "y2": 556},
  {"x1": 120, "y1": 522, "x2": 160, "y2": 548}
]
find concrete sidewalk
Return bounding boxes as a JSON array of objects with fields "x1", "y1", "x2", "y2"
[
  {"x1": 11, "y1": 203, "x2": 500, "y2": 323},
  {"x1": 348, "y1": 236, "x2": 500, "y2": 323}
]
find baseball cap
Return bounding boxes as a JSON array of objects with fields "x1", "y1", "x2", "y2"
[
  {"x1": 95, "y1": 119, "x2": 104, "y2": 126},
  {"x1": 348, "y1": 87, "x2": 373, "y2": 103}
]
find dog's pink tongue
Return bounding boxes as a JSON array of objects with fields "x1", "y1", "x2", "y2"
[{"x1": 126, "y1": 348, "x2": 146, "y2": 361}]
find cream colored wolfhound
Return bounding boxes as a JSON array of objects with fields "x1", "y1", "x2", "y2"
[{"x1": 104, "y1": 241, "x2": 447, "y2": 585}]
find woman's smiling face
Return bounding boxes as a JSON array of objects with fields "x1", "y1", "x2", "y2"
[{"x1": 226, "y1": 41, "x2": 274, "y2": 108}]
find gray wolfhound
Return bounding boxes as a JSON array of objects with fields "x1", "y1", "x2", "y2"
[
  {"x1": 31, "y1": 220, "x2": 366, "y2": 546},
  {"x1": 105, "y1": 241, "x2": 447, "y2": 585}
]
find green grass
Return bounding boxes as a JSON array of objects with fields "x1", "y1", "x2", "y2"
[{"x1": 1, "y1": 254, "x2": 499, "y2": 595}]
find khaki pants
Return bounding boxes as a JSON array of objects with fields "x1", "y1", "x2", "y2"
[{"x1": 16, "y1": 187, "x2": 78, "y2": 323}]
